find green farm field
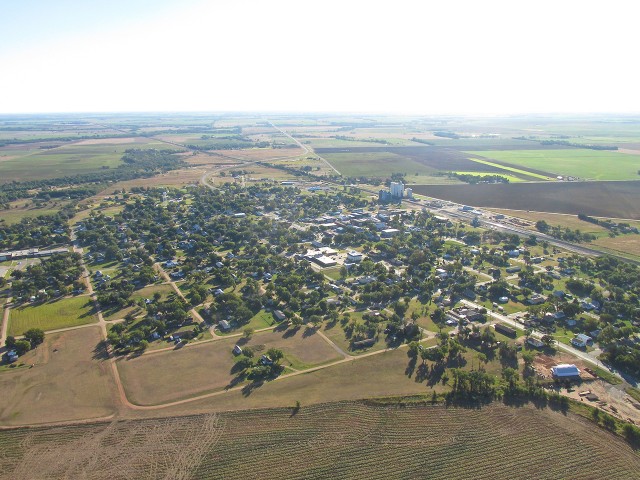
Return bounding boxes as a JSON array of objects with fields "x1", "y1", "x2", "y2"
[
  {"x1": 0, "y1": 137, "x2": 181, "y2": 183},
  {"x1": 8, "y1": 296, "x2": 97, "y2": 336},
  {"x1": 469, "y1": 149, "x2": 640, "y2": 180}
]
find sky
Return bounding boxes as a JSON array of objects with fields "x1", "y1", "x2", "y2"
[{"x1": 1, "y1": 0, "x2": 639, "y2": 115}]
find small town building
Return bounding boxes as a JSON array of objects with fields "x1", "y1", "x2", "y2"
[
  {"x1": 571, "y1": 333, "x2": 592, "y2": 348},
  {"x1": 346, "y1": 251, "x2": 363, "y2": 263},
  {"x1": 551, "y1": 364, "x2": 581, "y2": 378}
]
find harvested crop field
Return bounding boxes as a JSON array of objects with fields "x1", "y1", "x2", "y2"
[
  {"x1": 315, "y1": 146, "x2": 506, "y2": 177},
  {"x1": 1, "y1": 402, "x2": 638, "y2": 479},
  {"x1": 413, "y1": 180, "x2": 640, "y2": 219}
]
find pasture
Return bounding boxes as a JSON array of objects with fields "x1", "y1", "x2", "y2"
[
  {"x1": 0, "y1": 327, "x2": 116, "y2": 425},
  {"x1": 117, "y1": 326, "x2": 341, "y2": 406},
  {"x1": 468, "y1": 149, "x2": 640, "y2": 181},
  {"x1": 8, "y1": 296, "x2": 97, "y2": 336},
  {"x1": 0, "y1": 137, "x2": 182, "y2": 183},
  {"x1": 413, "y1": 180, "x2": 640, "y2": 219},
  {"x1": 0, "y1": 199, "x2": 69, "y2": 224},
  {"x1": 1, "y1": 402, "x2": 638, "y2": 479},
  {"x1": 102, "y1": 284, "x2": 174, "y2": 321}
]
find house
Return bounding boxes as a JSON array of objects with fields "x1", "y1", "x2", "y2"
[
  {"x1": 498, "y1": 296, "x2": 509, "y2": 304},
  {"x1": 218, "y1": 320, "x2": 231, "y2": 331},
  {"x1": 273, "y1": 310, "x2": 286, "y2": 322},
  {"x1": 6, "y1": 350, "x2": 18, "y2": 362},
  {"x1": 571, "y1": 334, "x2": 592, "y2": 348},
  {"x1": 527, "y1": 294, "x2": 546, "y2": 305},
  {"x1": 213, "y1": 288, "x2": 224, "y2": 296},
  {"x1": 232, "y1": 345, "x2": 243, "y2": 355},
  {"x1": 505, "y1": 266, "x2": 521, "y2": 274},
  {"x1": 527, "y1": 338, "x2": 544, "y2": 348},
  {"x1": 551, "y1": 364, "x2": 581, "y2": 378}
]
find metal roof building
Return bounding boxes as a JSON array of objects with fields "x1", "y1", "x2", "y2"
[{"x1": 551, "y1": 364, "x2": 580, "y2": 378}]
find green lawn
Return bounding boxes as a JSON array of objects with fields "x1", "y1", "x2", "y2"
[
  {"x1": 8, "y1": 296, "x2": 98, "y2": 336},
  {"x1": 467, "y1": 149, "x2": 640, "y2": 181}
]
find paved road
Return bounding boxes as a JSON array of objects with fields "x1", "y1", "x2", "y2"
[
  {"x1": 268, "y1": 120, "x2": 342, "y2": 176},
  {"x1": 457, "y1": 298, "x2": 624, "y2": 381}
]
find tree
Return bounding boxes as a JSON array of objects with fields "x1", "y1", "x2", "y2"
[
  {"x1": 243, "y1": 327, "x2": 254, "y2": 339},
  {"x1": 502, "y1": 367, "x2": 519, "y2": 391},
  {"x1": 266, "y1": 348, "x2": 284, "y2": 364},
  {"x1": 24, "y1": 328, "x2": 45, "y2": 348},
  {"x1": 5, "y1": 335, "x2": 16, "y2": 348},
  {"x1": 14, "y1": 339, "x2": 31, "y2": 356}
]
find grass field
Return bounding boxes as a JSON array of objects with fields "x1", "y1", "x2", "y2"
[
  {"x1": 469, "y1": 149, "x2": 640, "y2": 181},
  {"x1": 468, "y1": 157, "x2": 553, "y2": 180},
  {"x1": 591, "y1": 233, "x2": 640, "y2": 258},
  {"x1": 0, "y1": 327, "x2": 116, "y2": 425},
  {"x1": 0, "y1": 199, "x2": 70, "y2": 224},
  {"x1": 8, "y1": 296, "x2": 97, "y2": 336},
  {"x1": 1, "y1": 401, "x2": 637, "y2": 479},
  {"x1": 102, "y1": 284, "x2": 174, "y2": 321},
  {"x1": 117, "y1": 326, "x2": 341, "y2": 405},
  {"x1": 487, "y1": 208, "x2": 611, "y2": 232},
  {"x1": 0, "y1": 137, "x2": 181, "y2": 183}
]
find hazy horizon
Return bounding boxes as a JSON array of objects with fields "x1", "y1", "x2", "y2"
[{"x1": 1, "y1": 0, "x2": 639, "y2": 115}]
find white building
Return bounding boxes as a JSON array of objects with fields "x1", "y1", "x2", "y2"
[
  {"x1": 390, "y1": 181, "x2": 404, "y2": 198},
  {"x1": 551, "y1": 364, "x2": 581, "y2": 378},
  {"x1": 405, "y1": 188, "x2": 413, "y2": 199},
  {"x1": 346, "y1": 251, "x2": 363, "y2": 263}
]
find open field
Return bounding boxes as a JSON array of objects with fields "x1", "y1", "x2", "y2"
[
  {"x1": 117, "y1": 326, "x2": 341, "y2": 405},
  {"x1": 1, "y1": 402, "x2": 638, "y2": 479},
  {"x1": 468, "y1": 157, "x2": 553, "y2": 180},
  {"x1": 133, "y1": 348, "x2": 431, "y2": 415},
  {"x1": 468, "y1": 149, "x2": 640, "y2": 181},
  {"x1": 102, "y1": 284, "x2": 174, "y2": 321},
  {"x1": 0, "y1": 327, "x2": 116, "y2": 425},
  {"x1": 487, "y1": 208, "x2": 612, "y2": 232},
  {"x1": 0, "y1": 199, "x2": 70, "y2": 224},
  {"x1": 8, "y1": 296, "x2": 97, "y2": 336},
  {"x1": 591, "y1": 234, "x2": 640, "y2": 258},
  {"x1": 413, "y1": 180, "x2": 640, "y2": 219},
  {"x1": 315, "y1": 146, "x2": 506, "y2": 178},
  {"x1": 0, "y1": 137, "x2": 183, "y2": 183}
]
